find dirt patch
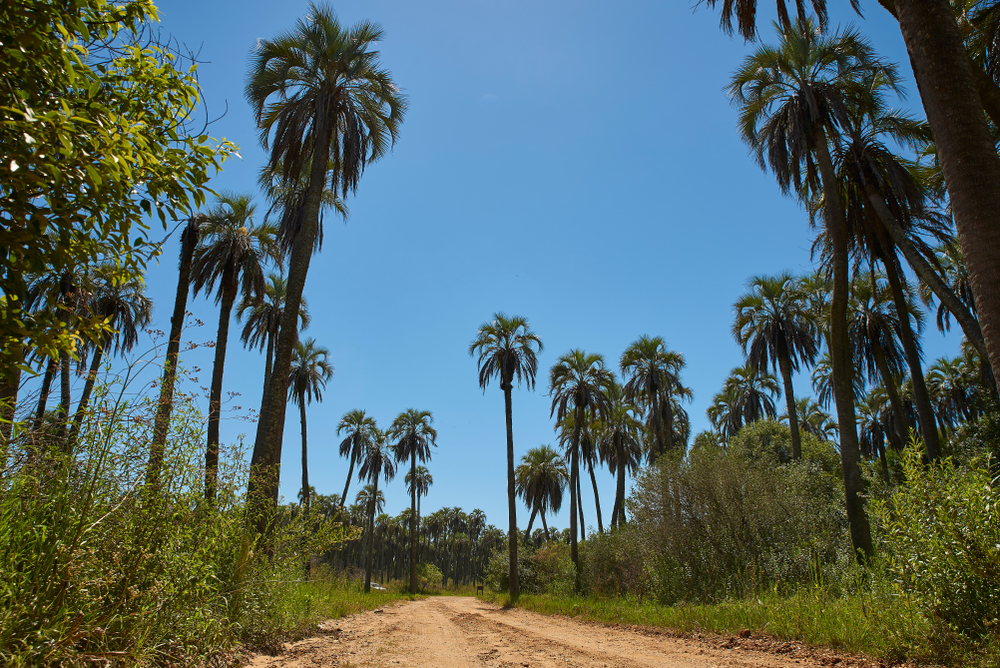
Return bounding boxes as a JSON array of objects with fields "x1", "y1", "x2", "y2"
[{"x1": 242, "y1": 596, "x2": 901, "y2": 668}]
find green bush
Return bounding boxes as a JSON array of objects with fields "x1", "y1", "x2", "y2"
[
  {"x1": 873, "y1": 444, "x2": 1000, "y2": 639},
  {"x1": 485, "y1": 536, "x2": 574, "y2": 595}
]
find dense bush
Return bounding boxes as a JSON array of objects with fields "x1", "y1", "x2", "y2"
[
  {"x1": 873, "y1": 444, "x2": 1000, "y2": 640},
  {"x1": 485, "y1": 536, "x2": 574, "y2": 596},
  {"x1": 0, "y1": 382, "x2": 350, "y2": 666},
  {"x1": 605, "y1": 421, "x2": 849, "y2": 604}
]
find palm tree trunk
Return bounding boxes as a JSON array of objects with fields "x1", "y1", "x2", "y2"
[
  {"x1": 33, "y1": 356, "x2": 57, "y2": 431},
  {"x1": 503, "y1": 382, "x2": 519, "y2": 598},
  {"x1": 650, "y1": 390, "x2": 664, "y2": 463},
  {"x1": 663, "y1": 392, "x2": 675, "y2": 453},
  {"x1": 0, "y1": 344, "x2": 22, "y2": 454},
  {"x1": 248, "y1": 111, "x2": 332, "y2": 533},
  {"x1": 569, "y1": 413, "x2": 581, "y2": 590},
  {"x1": 587, "y1": 458, "x2": 603, "y2": 533},
  {"x1": 410, "y1": 449, "x2": 417, "y2": 595},
  {"x1": 206, "y1": 280, "x2": 237, "y2": 502},
  {"x1": 340, "y1": 452, "x2": 356, "y2": 513},
  {"x1": 148, "y1": 219, "x2": 198, "y2": 493},
  {"x1": 614, "y1": 454, "x2": 626, "y2": 527},
  {"x1": 69, "y1": 345, "x2": 104, "y2": 444},
  {"x1": 872, "y1": 341, "x2": 909, "y2": 448},
  {"x1": 540, "y1": 510, "x2": 549, "y2": 541},
  {"x1": 576, "y1": 473, "x2": 586, "y2": 541},
  {"x1": 365, "y1": 476, "x2": 378, "y2": 593},
  {"x1": 893, "y1": 0, "x2": 1000, "y2": 395},
  {"x1": 815, "y1": 132, "x2": 874, "y2": 563},
  {"x1": 523, "y1": 506, "x2": 537, "y2": 543},
  {"x1": 777, "y1": 350, "x2": 801, "y2": 460},
  {"x1": 883, "y1": 256, "x2": 941, "y2": 460},
  {"x1": 263, "y1": 330, "x2": 275, "y2": 396},
  {"x1": 299, "y1": 397, "x2": 309, "y2": 511}
]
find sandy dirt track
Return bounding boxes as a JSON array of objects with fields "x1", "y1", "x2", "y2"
[{"x1": 246, "y1": 596, "x2": 882, "y2": 668}]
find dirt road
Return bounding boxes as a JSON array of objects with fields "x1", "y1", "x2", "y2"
[{"x1": 246, "y1": 596, "x2": 873, "y2": 668}]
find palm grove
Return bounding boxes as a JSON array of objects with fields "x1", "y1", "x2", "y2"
[{"x1": 2, "y1": 0, "x2": 1000, "y2": 664}]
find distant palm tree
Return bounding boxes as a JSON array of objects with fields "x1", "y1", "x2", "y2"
[
  {"x1": 596, "y1": 382, "x2": 643, "y2": 528},
  {"x1": 469, "y1": 312, "x2": 542, "y2": 599},
  {"x1": 237, "y1": 272, "x2": 310, "y2": 395},
  {"x1": 708, "y1": 363, "x2": 779, "y2": 440},
  {"x1": 549, "y1": 349, "x2": 613, "y2": 583},
  {"x1": 191, "y1": 192, "x2": 278, "y2": 501},
  {"x1": 620, "y1": 335, "x2": 687, "y2": 461},
  {"x1": 357, "y1": 428, "x2": 396, "y2": 593},
  {"x1": 288, "y1": 338, "x2": 333, "y2": 512},
  {"x1": 337, "y1": 409, "x2": 378, "y2": 513},
  {"x1": 245, "y1": 4, "x2": 406, "y2": 525},
  {"x1": 389, "y1": 408, "x2": 437, "y2": 595},
  {"x1": 148, "y1": 214, "x2": 203, "y2": 491},
  {"x1": 515, "y1": 445, "x2": 567, "y2": 541},
  {"x1": 782, "y1": 397, "x2": 838, "y2": 442},
  {"x1": 733, "y1": 273, "x2": 819, "y2": 459},
  {"x1": 405, "y1": 465, "x2": 433, "y2": 522}
]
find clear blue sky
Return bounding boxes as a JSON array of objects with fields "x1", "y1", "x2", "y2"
[{"x1": 66, "y1": 0, "x2": 963, "y2": 531}]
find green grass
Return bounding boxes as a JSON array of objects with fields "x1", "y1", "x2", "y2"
[{"x1": 482, "y1": 587, "x2": 951, "y2": 665}]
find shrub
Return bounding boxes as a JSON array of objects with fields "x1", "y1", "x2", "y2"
[{"x1": 873, "y1": 444, "x2": 1000, "y2": 639}]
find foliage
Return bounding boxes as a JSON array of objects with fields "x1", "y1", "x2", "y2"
[
  {"x1": 873, "y1": 443, "x2": 1000, "y2": 640},
  {"x1": 485, "y1": 537, "x2": 574, "y2": 596},
  {"x1": 0, "y1": 0, "x2": 234, "y2": 371},
  {"x1": 0, "y1": 376, "x2": 352, "y2": 666}
]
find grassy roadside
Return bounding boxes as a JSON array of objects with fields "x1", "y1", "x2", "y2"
[{"x1": 480, "y1": 589, "x2": 996, "y2": 666}]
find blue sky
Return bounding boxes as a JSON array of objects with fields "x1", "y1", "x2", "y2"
[{"x1": 60, "y1": 0, "x2": 963, "y2": 531}]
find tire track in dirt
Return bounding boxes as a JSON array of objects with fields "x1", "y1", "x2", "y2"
[{"x1": 245, "y1": 596, "x2": 874, "y2": 668}]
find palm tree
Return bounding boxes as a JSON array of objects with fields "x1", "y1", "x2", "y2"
[
  {"x1": 728, "y1": 19, "x2": 886, "y2": 561},
  {"x1": 405, "y1": 465, "x2": 433, "y2": 523},
  {"x1": 148, "y1": 215, "x2": 202, "y2": 491},
  {"x1": 357, "y1": 428, "x2": 396, "y2": 593},
  {"x1": 733, "y1": 273, "x2": 819, "y2": 460},
  {"x1": 619, "y1": 335, "x2": 687, "y2": 461},
  {"x1": 469, "y1": 312, "x2": 543, "y2": 599},
  {"x1": 70, "y1": 267, "x2": 152, "y2": 443},
  {"x1": 191, "y1": 192, "x2": 278, "y2": 502},
  {"x1": 857, "y1": 387, "x2": 892, "y2": 482},
  {"x1": 782, "y1": 397, "x2": 838, "y2": 442},
  {"x1": 237, "y1": 272, "x2": 310, "y2": 395},
  {"x1": 705, "y1": 0, "x2": 1000, "y2": 410},
  {"x1": 595, "y1": 382, "x2": 643, "y2": 528},
  {"x1": 549, "y1": 349, "x2": 613, "y2": 584},
  {"x1": 288, "y1": 338, "x2": 333, "y2": 512},
  {"x1": 707, "y1": 363, "x2": 779, "y2": 441},
  {"x1": 337, "y1": 409, "x2": 377, "y2": 513},
  {"x1": 515, "y1": 445, "x2": 567, "y2": 542},
  {"x1": 245, "y1": 4, "x2": 407, "y2": 526},
  {"x1": 389, "y1": 408, "x2": 437, "y2": 595}
]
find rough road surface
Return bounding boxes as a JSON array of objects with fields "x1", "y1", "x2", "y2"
[{"x1": 247, "y1": 596, "x2": 883, "y2": 668}]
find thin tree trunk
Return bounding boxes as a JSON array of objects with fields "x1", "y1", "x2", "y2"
[
  {"x1": 263, "y1": 330, "x2": 274, "y2": 396},
  {"x1": 576, "y1": 473, "x2": 586, "y2": 541},
  {"x1": 68, "y1": 345, "x2": 103, "y2": 444},
  {"x1": 365, "y1": 475, "x2": 378, "y2": 593},
  {"x1": 523, "y1": 506, "x2": 538, "y2": 543},
  {"x1": 893, "y1": 0, "x2": 1000, "y2": 399},
  {"x1": 777, "y1": 350, "x2": 801, "y2": 460},
  {"x1": 650, "y1": 389, "x2": 664, "y2": 463},
  {"x1": 587, "y1": 458, "x2": 603, "y2": 534},
  {"x1": 147, "y1": 218, "x2": 199, "y2": 493},
  {"x1": 299, "y1": 397, "x2": 309, "y2": 511},
  {"x1": 503, "y1": 382, "x2": 519, "y2": 598},
  {"x1": 0, "y1": 344, "x2": 22, "y2": 454},
  {"x1": 410, "y1": 449, "x2": 417, "y2": 595},
  {"x1": 883, "y1": 256, "x2": 941, "y2": 460},
  {"x1": 614, "y1": 453, "x2": 626, "y2": 527},
  {"x1": 206, "y1": 280, "x2": 237, "y2": 502},
  {"x1": 569, "y1": 412, "x2": 581, "y2": 590},
  {"x1": 872, "y1": 340, "x2": 909, "y2": 448},
  {"x1": 33, "y1": 356, "x2": 57, "y2": 431},
  {"x1": 815, "y1": 133, "x2": 874, "y2": 563},
  {"x1": 56, "y1": 349, "x2": 70, "y2": 444},
  {"x1": 340, "y1": 451, "x2": 356, "y2": 512},
  {"x1": 663, "y1": 391, "x2": 675, "y2": 453},
  {"x1": 247, "y1": 112, "x2": 332, "y2": 534},
  {"x1": 540, "y1": 509, "x2": 549, "y2": 541}
]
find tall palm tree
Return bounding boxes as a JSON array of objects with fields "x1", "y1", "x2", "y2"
[
  {"x1": 357, "y1": 428, "x2": 396, "y2": 593},
  {"x1": 469, "y1": 312, "x2": 542, "y2": 599},
  {"x1": 728, "y1": 19, "x2": 887, "y2": 561},
  {"x1": 620, "y1": 335, "x2": 687, "y2": 461},
  {"x1": 707, "y1": 363, "x2": 779, "y2": 441},
  {"x1": 148, "y1": 215, "x2": 203, "y2": 491},
  {"x1": 69, "y1": 266, "x2": 152, "y2": 443},
  {"x1": 288, "y1": 338, "x2": 333, "y2": 512},
  {"x1": 706, "y1": 0, "x2": 1000, "y2": 413},
  {"x1": 245, "y1": 4, "x2": 407, "y2": 526},
  {"x1": 783, "y1": 397, "x2": 838, "y2": 442},
  {"x1": 237, "y1": 272, "x2": 310, "y2": 395},
  {"x1": 337, "y1": 409, "x2": 377, "y2": 513},
  {"x1": 733, "y1": 273, "x2": 819, "y2": 460},
  {"x1": 515, "y1": 445, "x2": 567, "y2": 542},
  {"x1": 549, "y1": 349, "x2": 613, "y2": 584},
  {"x1": 389, "y1": 408, "x2": 437, "y2": 595},
  {"x1": 191, "y1": 192, "x2": 278, "y2": 502},
  {"x1": 405, "y1": 465, "x2": 433, "y2": 523},
  {"x1": 595, "y1": 382, "x2": 643, "y2": 528}
]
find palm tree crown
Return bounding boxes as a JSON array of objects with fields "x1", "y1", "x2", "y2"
[
  {"x1": 620, "y1": 335, "x2": 688, "y2": 460},
  {"x1": 515, "y1": 445, "x2": 567, "y2": 542},
  {"x1": 389, "y1": 408, "x2": 437, "y2": 595}
]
